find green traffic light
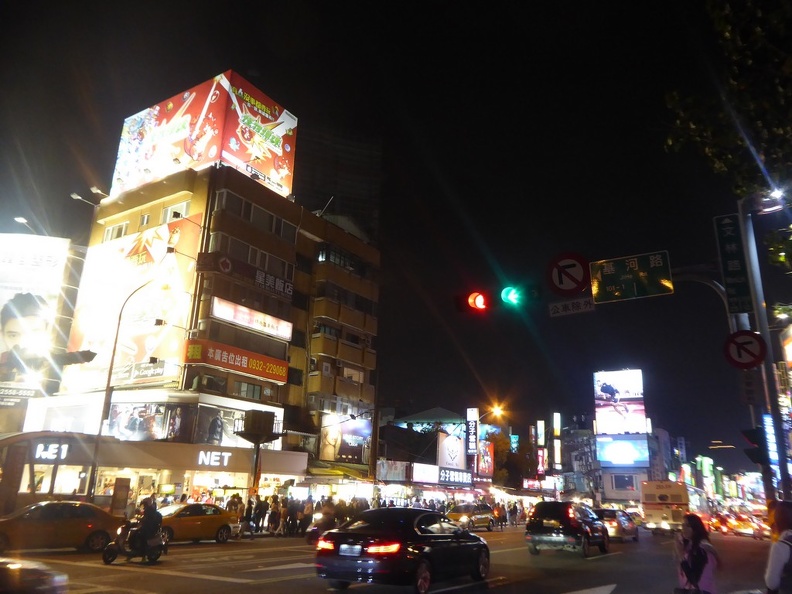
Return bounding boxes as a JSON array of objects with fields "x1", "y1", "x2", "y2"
[{"x1": 501, "y1": 286, "x2": 521, "y2": 306}]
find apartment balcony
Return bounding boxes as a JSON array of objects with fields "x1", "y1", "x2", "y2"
[
  {"x1": 305, "y1": 373, "x2": 365, "y2": 401},
  {"x1": 310, "y1": 334, "x2": 377, "y2": 370}
]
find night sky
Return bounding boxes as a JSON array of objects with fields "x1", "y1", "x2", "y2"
[{"x1": 3, "y1": 1, "x2": 790, "y2": 473}]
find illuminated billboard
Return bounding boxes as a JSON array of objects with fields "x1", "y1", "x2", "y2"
[
  {"x1": 593, "y1": 369, "x2": 647, "y2": 435},
  {"x1": 437, "y1": 432, "x2": 466, "y2": 470},
  {"x1": 62, "y1": 215, "x2": 201, "y2": 392},
  {"x1": 595, "y1": 434, "x2": 650, "y2": 468},
  {"x1": 319, "y1": 413, "x2": 372, "y2": 464},
  {"x1": 0, "y1": 235, "x2": 71, "y2": 390},
  {"x1": 109, "y1": 70, "x2": 298, "y2": 199}
]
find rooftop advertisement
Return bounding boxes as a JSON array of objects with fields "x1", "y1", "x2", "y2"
[
  {"x1": 109, "y1": 70, "x2": 298, "y2": 199},
  {"x1": 593, "y1": 368, "x2": 647, "y2": 435},
  {"x1": 0, "y1": 235, "x2": 71, "y2": 390},
  {"x1": 62, "y1": 215, "x2": 201, "y2": 392}
]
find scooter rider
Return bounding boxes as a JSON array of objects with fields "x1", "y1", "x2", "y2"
[{"x1": 137, "y1": 497, "x2": 163, "y2": 554}]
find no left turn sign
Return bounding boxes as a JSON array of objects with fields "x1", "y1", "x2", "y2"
[
  {"x1": 546, "y1": 252, "x2": 590, "y2": 297},
  {"x1": 723, "y1": 330, "x2": 767, "y2": 369}
]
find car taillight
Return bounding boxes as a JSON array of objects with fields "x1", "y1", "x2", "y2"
[
  {"x1": 316, "y1": 538, "x2": 335, "y2": 551},
  {"x1": 367, "y1": 543, "x2": 401, "y2": 554},
  {"x1": 607, "y1": 520, "x2": 617, "y2": 527}
]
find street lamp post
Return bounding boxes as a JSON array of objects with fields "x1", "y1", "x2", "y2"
[
  {"x1": 86, "y1": 278, "x2": 155, "y2": 502},
  {"x1": 739, "y1": 194, "x2": 791, "y2": 500},
  {"x1": 13, "y1": 217, "x2": 36, "y2": 233}
]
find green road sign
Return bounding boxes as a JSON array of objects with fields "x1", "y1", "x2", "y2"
[
  {"x1": 713, "y1": 214, "x2": 753, "y2": 314},
  {"x1": 589, "y1": 250, "x2": 674, "y2": 304}
]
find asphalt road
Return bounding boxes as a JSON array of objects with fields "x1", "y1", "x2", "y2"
[{"x1": 8, "y1": 526, "x2": 771, "y2": 594}]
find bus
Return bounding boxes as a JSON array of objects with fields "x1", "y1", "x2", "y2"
[{"x1": 640, "y1": 480, "x2": 712, "y2": 534}]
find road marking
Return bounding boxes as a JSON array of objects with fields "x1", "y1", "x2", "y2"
[
  {"x1": 562, "y1": 586, "x2": 616, "y2": 594},
  {"x1": 240, "y1": 562, "x2": 314, "y2": 572}
]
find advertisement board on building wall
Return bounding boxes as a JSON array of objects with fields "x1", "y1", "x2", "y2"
[
  {"x1": 593, "y1": 369, "x2": 647, "y2": 435},
  {"x1": 0, "y1": 235, "x2": 71, "y2": 392},
  {"x1": 62, "y1": 215, "x2": 201, "y2": 393},
  {"x1": 184, "y1": 339, "x2": 288, "y2": 384},
  {"x1": 595, "y1": 434, "x2": 650, "y2": 468},
  {"x1": 319, "y1": 413, "x2": 372, "y2": 464},
  {"x1": 108, "y1": 70, "x2": 298, "y2": 199},
  {"x1": 437, "y1": 432, "x2": 466, "y2": 470}
]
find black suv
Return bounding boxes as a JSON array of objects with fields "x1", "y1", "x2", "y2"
[{"x1": 524, "y1": 501, "x2": 610, "y2": 557}]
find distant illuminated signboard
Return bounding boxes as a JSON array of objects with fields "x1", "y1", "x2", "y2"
[
  {"x1": 593, "y1": 369, "x2": 647, "y2": 435},
  {"x1": 210, "y1": 297, "x2": 292, "y2": 340},
  {"x1": 595, "y1": 434, "x2": 650, "y2": 468}
]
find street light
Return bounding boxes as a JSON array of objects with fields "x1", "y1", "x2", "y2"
[
  {"x1": 13, "y1": 217, "x2": 35, "y2": 233},
  {"x1": 70, "y1": 192, "x2": 98, "y2": 207},
  {"x1": 739, "y1": 191, "x2": 791, "y2": 500},
  {"x1": 86, "y1": 277, "x2": 160, "y2": 501}
]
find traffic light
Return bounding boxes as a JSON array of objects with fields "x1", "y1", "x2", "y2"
[
  {"x1": 468, "y1": 291, "x2": 488, "y2": 311},
  {"x1": 742, "y1": 426, "x2": 770, "y2": 466},
  {"x1": 456, "y1": 285, "x2": 541, "y2": 312},
  {"x1": 501, "y1": 286, "x2": 522, "y2": 306}
]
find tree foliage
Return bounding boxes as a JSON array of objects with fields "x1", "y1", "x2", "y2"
[{"x1": 665, "y1": 1, "x2": 792, "y2": 199}]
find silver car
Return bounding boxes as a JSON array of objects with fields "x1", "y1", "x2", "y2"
[{"x1": 594, "y1": 508, "x2": 639, "y2": 542}]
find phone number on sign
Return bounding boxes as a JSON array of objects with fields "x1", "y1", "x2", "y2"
[{"x1": 248, "y1": 358, "x2": 287, "y2": 377}]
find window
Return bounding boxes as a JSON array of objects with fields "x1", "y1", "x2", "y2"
[
  {"x1": 103, "y1": 222, "x2": 128, "y2": 242},
  {"x1": 140, "y1": 213, "x2": 150, "y2": 227},
  {"x1": 162, "y1": 200, "x2": 190, "y2": 223},
  {"x1": 233, "y1": 381, "x2": 262, "y2": 401}
]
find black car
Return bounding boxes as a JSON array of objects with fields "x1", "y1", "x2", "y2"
[
  {"x1": 315, "y1": 507, "x2": 490, "y2": 594},
  {"x1": 524, "y1": 501, "x2": 610, "y2": 557}
]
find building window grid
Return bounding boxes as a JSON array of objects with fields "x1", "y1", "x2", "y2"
[
  {"x1": 208, "y1": 232, "x2": 295, "y2": 283},
  {"x1": 162, "y1": 200, "x2": 190, "y2": 223},
  {"x1": 103, "y1": 222, "x2": 128, "y2": 243}
]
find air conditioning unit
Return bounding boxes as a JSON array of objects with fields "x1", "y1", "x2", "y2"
[
  {"x1": 336, "y1": 360, "x2": 343, "y2": 367},
  {"x1": 363, "y1": 336, "x2": 372, "y2": 347}
]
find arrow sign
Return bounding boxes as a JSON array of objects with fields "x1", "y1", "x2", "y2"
[
  {"x1": 723, "y1": 330, "x2": 767, "y2": 369},
  {"x1": 547, "y1": 252, "x2": 590, "y2": 297}
]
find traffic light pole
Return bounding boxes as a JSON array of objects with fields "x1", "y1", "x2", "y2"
[{"x1": 740, "y1": 197, "x2": 791, "y2": 500}]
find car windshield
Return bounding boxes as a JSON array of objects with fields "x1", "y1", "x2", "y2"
[
  {"x1": 449, "y1": 504, "x2": 474, "y2": 514},
  {"x1": 157, "y1": 504, "x2": 185, "y2": 517},
  {"x1": 596, "y1": 510, "x2": 617, "y2": 519}
]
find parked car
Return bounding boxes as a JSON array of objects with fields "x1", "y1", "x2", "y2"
[
  {"x1": 593, "y1": 508, "x2": 639, "y2": 542},
  {"x1": 0, "y1": 501, "x2": 125, "y2": 554},
  {"x1": 315, "y1": 507, "x2": 490, "y2": 594},
  {"x1": 524, "y1": 501, "x2": 610, "y2": 557},
  {"x1": 0, "y1": 557, "x2": 68, "y2": 593},
  {"x1": 446, "y1": 502, "x2": 496, "y2": 531},
  {"x1": 158, "y1": 503, "x2": 241, "y2": 544}
]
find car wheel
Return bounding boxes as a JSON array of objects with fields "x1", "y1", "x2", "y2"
[
  {"x1": 0, "y1": 533, "x2": 10, "y2": 554},
  {"x1": 216, "y1": 525, "x2": 231, "y2": 543},
  {"x1": 84, "y1": 531, "x2": 111, "y2": 552},
  {"x1": 414, "y1": 559, "x2": 432, "y2": 594},
  {"x1": 329, "y1": 581, "x2": 350, "y2": 590},
  {"x1": 598, "y1": 533, "x2": 609, "y2": 554},
  {"x1": 579, "y1": 536, "x2": 590, "y2": 558},
  {"x1": 471, "y1": 548, "x2": 490, "y2": 581},
  {"x1": 163, "y1": 527, "x2": 175, "y2": 542},
  {"x1": 486, "y1": 519, "x2": 494, "y2": 532},
  {"x1": 528, "y1": 543, "x2": 539, "y2": 556}
]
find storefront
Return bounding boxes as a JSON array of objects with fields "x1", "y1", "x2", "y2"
[{"x1": 0, "y1": 431, "x2": 307, "y2": 515}]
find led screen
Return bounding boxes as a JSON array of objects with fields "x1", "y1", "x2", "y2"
[
  {"x1": 593, "y1": 369, "x2": 647, "y2": 435},
  {"x1": 596, "y1": 434, "x2": 650, "y2": 467}
]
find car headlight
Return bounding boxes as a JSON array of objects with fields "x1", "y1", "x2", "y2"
[{"x1": 460, "y1": 515, "x2": 470, "y2": 524}]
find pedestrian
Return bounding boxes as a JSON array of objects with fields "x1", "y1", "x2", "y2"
[
  {"x1": 673, "y1": 513, "x2": 720, "y2": 594},
  {"x1": 299, "y1": 496, "x2": 314, "y2": 536},
  {"x1": 253, "y1": 494, "x2": 268, "y2": 533},
  {"x1": 238, "y1": 498, "x2": 256, "y2": 540},
  {"x1": 765, "y1": 500, "x2": 792, "y2": 593}
]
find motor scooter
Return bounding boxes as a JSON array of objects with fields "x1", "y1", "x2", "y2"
[
  {"x1": 305, "y1": 513, "x2": 337, "y2": 545},
  {"x1": 102, "y1": 518, "x2": 168, "y2": 564}
]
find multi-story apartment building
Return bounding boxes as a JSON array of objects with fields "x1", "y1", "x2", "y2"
[{"x1": 8, "y1": 71, "x2": 380, "y2": 512}]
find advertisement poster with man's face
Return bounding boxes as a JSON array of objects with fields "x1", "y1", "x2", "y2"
[
  {"x1": 0, "y1": 235, "x2": 70, "y2": 391},
  {"x1": 593, "y1": 369, "x2": 647, "y2": 435}
]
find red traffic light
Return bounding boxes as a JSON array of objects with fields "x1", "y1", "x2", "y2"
[{"x1": 467, "y1": 291, "x2": 488, "y2": 311}]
